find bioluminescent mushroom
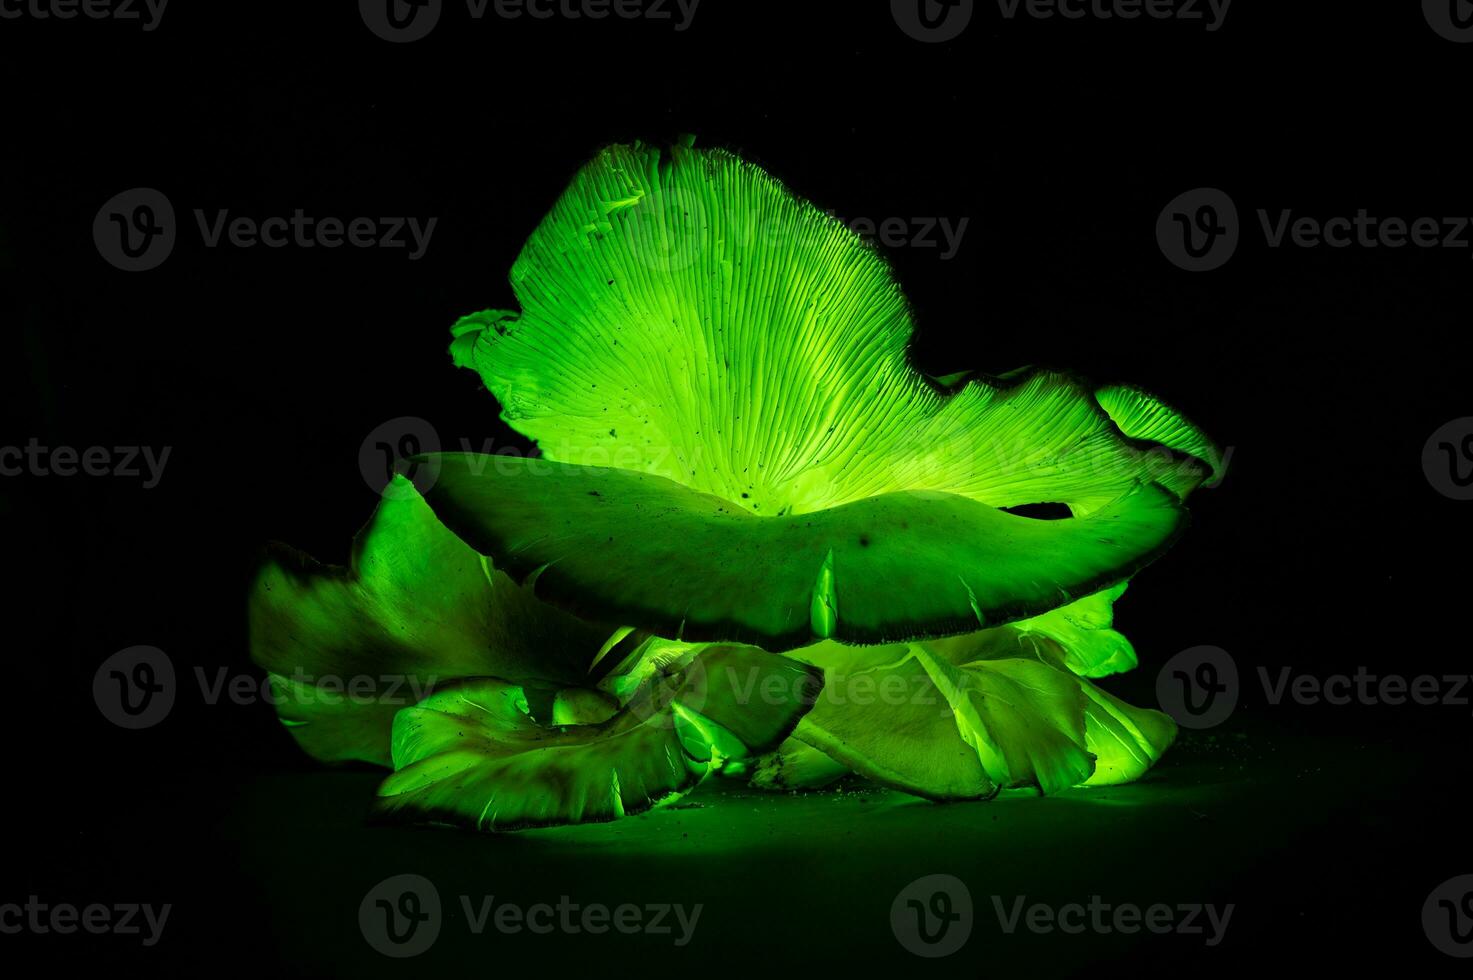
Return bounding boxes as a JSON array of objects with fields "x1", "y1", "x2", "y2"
[{"x1": 249, "y1": 139, "x2": 1224, "y2": 830}]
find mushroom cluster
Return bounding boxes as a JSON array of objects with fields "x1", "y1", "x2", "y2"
[{"x1": 250, "y1": 140, "x2": 1224, "y2": 831}]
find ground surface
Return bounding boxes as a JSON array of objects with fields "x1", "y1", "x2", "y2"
[{"x1": 189, "y1": 719, "x2": 1462, "y2": 976}]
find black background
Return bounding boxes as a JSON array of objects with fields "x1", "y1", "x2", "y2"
[{"x1": 4, "y1": 0, "x2": 1471, "y2": 975}]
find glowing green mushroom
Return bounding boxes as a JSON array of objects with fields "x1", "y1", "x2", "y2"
[
  {"x1": 435, "y1": 142, "x2": 1214, "y2": 638},
  {"x1": 248, "y1": 483, "x2": 610, "y2": 767},
  {"x1": 782, "y1": 621, "x2": 1177, "y2": 801},
  {"x1": 249, "y1": 139, "x2": 1222, "y2": 829},
  {"x1": 413, "y1": 453, "x2": 1185, "y2": 650},
  {"x1": 374, "y1": 645, "x2": 822, "y2": 831},
  {"x1": 426, "y1": 140, "x2": 1221, "y2": 798}
]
